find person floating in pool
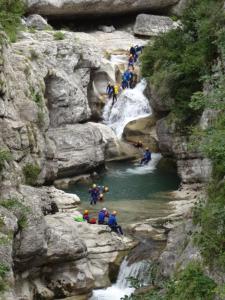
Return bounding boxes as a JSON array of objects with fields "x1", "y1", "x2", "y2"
[
  {"x1": 89, "y1": 184, "x2": 100, "y2": 205},
  {"x1": 140, "y1": 148, "x2": 152, "y2": 165}
]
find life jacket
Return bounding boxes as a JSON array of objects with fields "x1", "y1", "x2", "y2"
[
  {"x1": 108, "y1": 214, "x2": 117, "y2": 226},
  {"x1": 90, "y1": 188, "x2": 100, "y2": 199},
  {"x1": 83, "y1": 213, "x2": 89, "y2": 221},
  {"x1": 114, "y1": 85, "x2": 119, "y2": 94},
  {"x1": 98, "y1": 211, "x2": 106, "y2": 222}
]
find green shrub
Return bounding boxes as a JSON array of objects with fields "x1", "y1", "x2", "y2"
[
  {"x1": 53, "y1": 31, "x2": 65, "y2": 40},
  {"x1": 141, "y1": 0, "x2": 225, "y2": 121},
  {"x1": 0, "y1": 0, "x2": 25, "y2": 43},
  {"x1": 165, "y1": 262, "x2": 216, "y2": 300},
  {"x1": 23, "y1": 163, "x2": 41, "y2": 186},
  {"x1": 0, "y1": 149, "x2": 12, "y2": 172},
  {"x1": 0, "y1": 198, "x2": 29, "y2": 230},
  {"x1": 0, "y1": 263, "x2": 9, "y2": 292}
]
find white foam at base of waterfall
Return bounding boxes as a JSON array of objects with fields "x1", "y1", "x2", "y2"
[
  {"x1": 126, "y1": 153, "x2": 162, "y2": 175},
  {"x1": 91, "y1": 258, "x2": 150, "y2": 300},
  {"x1": 103, "y1": 80, "x2": 151, "y2": 138}
]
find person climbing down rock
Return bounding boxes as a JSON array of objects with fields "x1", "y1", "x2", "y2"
[
  {"x1": 106, "y1": 82, "x2": 114, "y2": 98},
  {"x1": 129, "y1": 46, "x2": 136, "y2": 57},
  {"x1": 140, "y1": 148, "x2": 152, "y2": 165},
  {"x1": 112, "y1": 84, "x2": 119, "y2": 106},
  {"x1": 89, "y1": 183, "x2": 100, "y2": 205},
  {"x1": 108, "y1": 211, "x2": 123, "y2": 235},
  {"x1": 83, "y1": 210, "x2": 90, "y2": 222},
  {"x1": 98, "y1": 207, "x2": 109, "y2": 225},
  {"x1": 128, "y1": 54, "x2": 134, "y2": 67}
]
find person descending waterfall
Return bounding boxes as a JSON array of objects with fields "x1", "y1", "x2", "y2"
[
  {"x1": 89, "y1": 184, "x2": 100, "y2": 205},
  {"x1": 140, "y1": 148, "x2": 152, "y2": 165},
  {"x1": 108, "y1": 211, "x2": 123, "y2": 235},
  {"x1": 98, "y1": 207, "x2": 109, "y2": 225},
  {"x1": 112, "y1": 84, "x2": 119, "y2": 106},
  {"x1": 106, "y1": 82, "x2": 113, "y2": 98},
  {"x1": 128, "y1": 54, "x2": 134, "y2": 67}
]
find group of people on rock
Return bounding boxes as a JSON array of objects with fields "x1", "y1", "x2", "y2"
[
  {"x1": 106, "y1": 45, "x2": 144, "y2": 106},
  {"x1": 83, "y1": 208, "x2": 123, "y2": 235}
]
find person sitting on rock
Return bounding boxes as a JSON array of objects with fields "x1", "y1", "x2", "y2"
[
  {"x1": 98, "y1": 207, "x2": 109, "y2": 225},
  {"x1": 83, "y1": 210, "x2": 90, "y2": 222},
  {"x1": 89, "y1": 184, "x2": 100, "y2": 205},
  {"x1": 140, "y1": 148, "x2": 152, "y2": 165},
  {"x1": 108, "y1": 211, "x2": 123, "y2": 235}
]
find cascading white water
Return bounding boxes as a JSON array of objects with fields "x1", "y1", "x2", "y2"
[
  {"x1": 103, "y1": 79, "x2": 151, "y2": 138},
  {"x1": 91, "y1": 258, "x2": 150, "y2": 300}
]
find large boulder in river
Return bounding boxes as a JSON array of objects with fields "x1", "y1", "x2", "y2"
[
  {"x1": 134, "y1": 14, "x2": 177, "y2": 37},
  {"x1": 123, "y1": 116, "x2": 159, "y2": 152},
  {"x1": 26, "y1": 0, "x2": 180, "y2": 18},
  {"x1": 48, "y1": 123, "x2": 105, "y2": 178}
]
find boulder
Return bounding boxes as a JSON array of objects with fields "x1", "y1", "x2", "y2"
[
  {"x1": 48, "y1": 123, "x2": 105, "y2": 177},
  {"x1": 25, "y1": 14, "x2": 50, "y2": 30},
  {"x1": 134, "y1": 14, "x2": 177, "y2": 37},
  {"x1": 26, "y1": 0, "x2": 180, "y2": 18},
  {"x1": 177, "y1": 158, "x2": 213, "y2": 183},
  {"x1": 98, "y1": 25, "x2": 116, "y2": 33},
  {"x1": 123, "y1": 115, "x2": 159, "y2": 152},
  {"x1": 170, "y1": 0, "x2": 190, "y2": 15}
]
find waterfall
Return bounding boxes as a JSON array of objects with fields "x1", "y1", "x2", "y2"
[
  {"x1": 91, "y1": 258, "x2": 150, "y2": 300},
  {"x1": 103, "y1": 80, "x2": 151, "y2": 138}
]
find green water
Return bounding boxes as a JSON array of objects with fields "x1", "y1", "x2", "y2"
[{"x1": 67, "y1": 154, "x2": 180, "y2": 225}]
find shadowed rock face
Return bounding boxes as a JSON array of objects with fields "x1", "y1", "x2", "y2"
[{"x1": 27, "y1": 0, "x2": 179, "y2": 18}]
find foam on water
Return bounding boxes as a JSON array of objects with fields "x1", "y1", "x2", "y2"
[
  {"x1": 126, "y1": 153, "x2": 162, "y2": 175},
  {"x1": 103, "y1": 79, "x2": 151, "y2": 138},
  {"x1": 91, "y1": 258, "x2": 150, "y2": 300}
]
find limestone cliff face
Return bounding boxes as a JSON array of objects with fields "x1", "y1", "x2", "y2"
[
  {"x1": 146, "y1": 83, "x2": 213, "y2": 183},
  {"x1": 26, "y1": 0, "x2": 180, "y2": 18},
  {"x1": 0, "y1": 30, "x2": 112, "y2": 188},
  {"x1": 0, "y1": 28, "x2": 136, "y2": 300}
]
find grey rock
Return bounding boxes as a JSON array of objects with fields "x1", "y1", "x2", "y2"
[
  {"x1": 98, "y1": 25, "x2": 116, "y2": 33},
  {"x1": 177, "y1": 158, "x2": 213, "y2": 183},
  {"x1": 134, "y1": 14, "x2": 177, "y2": 37},
  {"x1": 27, "y1": 0, "x2": 180, "y2": 17},
  {"x1": 26, "y1": 14, "x2": 50, "y2": 30},
  {"x1": 48, "y1": 123, "x2": 105, "y2": 177}
]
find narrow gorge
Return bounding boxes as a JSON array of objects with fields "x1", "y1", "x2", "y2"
[{"x1": 1, "y1": 0, "x2": 225, "y2": 300}]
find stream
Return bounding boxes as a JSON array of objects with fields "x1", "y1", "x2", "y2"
[{"x1": 66, "y1": 46, "x2": 180, "y2": 299}]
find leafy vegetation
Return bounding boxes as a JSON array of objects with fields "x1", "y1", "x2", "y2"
[
  {"x1": 0, "y1": 0, "x2": 25, "y2": 43},
  {"x1": 141, "y1": 0, "x2": 225, "y2": 121},
  {"x1": 0, "y1": 149, "x2": 12, "y2": 172},
  {"x1": 53, "y1": 31, "x2": 65, "y2": 40},
  {"x1": 23, "y1": 163, "x2": 41, "y2": 186},
  {"x1": 0, "y1": 198, "x2": 29, "y2": 230},
  {"x1": 0, "y1": 263, "x2": 9, "y2": 292},
  {"x1": 123, "y1": 262, "x2": 217, "y2": 300}
]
